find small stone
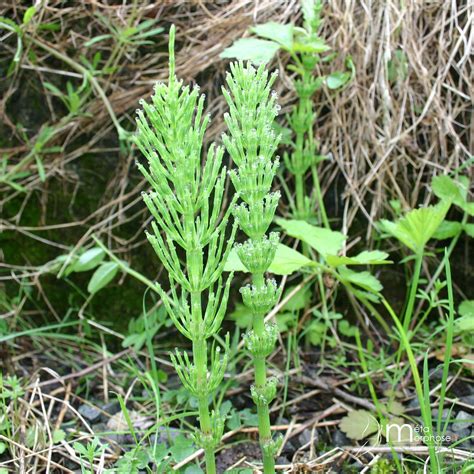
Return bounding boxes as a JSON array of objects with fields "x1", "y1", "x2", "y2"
[
  {"x1": 428, "y1": 366, "x2": 443, "y2": 383},
  {"x1": 92, "y1": 422, "x2": 107, "y2": 433},
  {"x1": 281, "y1": 439, "x2": 296, "y2": 455},
  {"x1": 452, "y1": 411, "x2": 472, "y2": 433},
  {"x1": 407, "y1": 397, "x2": 421, "y2": 415},
  {"x1": 276, "y1": 456, "x2": 289, "y2": 466},
  {"x1": 452, "y1": 429, "x2": 470, "y2": 444},
  {"x1": 151, "y1": 426, "x2": 180, "y2": 445},
  {"x1": 78, "y1": 403, "x2": 101, "y2": 423},
  {"x1": 432, "y1": 408, "x2": 450, "y2": 423},
  {"x1": 408, "y1": 398, "x2": 420, "y2": 409},
  {"x1": 102, "y1": 400, "x2": 120, "y2": 414},
  {"x1": 298, "y1": 428, "x2": 319, "y2": 448},
  {"x1": 333, "y1": 429, "x2": 350, "y2": 447},
  {"x1": 461, "y1": 395, "x2": 474, "y2": 407}
]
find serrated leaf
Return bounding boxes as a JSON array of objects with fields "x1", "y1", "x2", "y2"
[
  {"x1": 292, "y1": 38, "x2": 330, "y2": 54},
  {"x1": 432, "y1": 175, "x2": 470, "y2": 212},
  {"x1": 432, "y1": 220, "x2": 463, "y2": 240},
  {"x1": 251, "y1": 22, "x2": 293, "y2": 50},
  {"x1": 326, "y1": 250, "x2": 391, "y2": 267},
  {"x1": 340, "y1": 410, "x2": 379, "y2": 440},
  {"x1": 73, "y1": 248, "x2": 105, "y2": 272},
  {"x1": 338, "y1": 267, "x2": 383, "y2": 293},
  {"x1": 276, "y1": 218, "x2": 346, "y2": 257},
  {"x1": 379, "y1": 200, "x2": 451, "y2": 254},
  {"x1": 224, "y1": 243, "x2": 312, "y2": 275},
  {"x1": 326, "y1": 71, "x2": 351, "y2": 89},
  {"x1": 220, "y1": 38, "x2": 280, "y2": 64},
  {"x1": 87, "y1": 262, "x2": 119, "y2": 294},
  {"x1": 386, "y1": 400, "x2": 405, "y2": 416}
]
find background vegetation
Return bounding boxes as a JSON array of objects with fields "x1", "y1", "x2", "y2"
[{"x1": 0, "y1": 1, "x2": 472, "y2": 473}]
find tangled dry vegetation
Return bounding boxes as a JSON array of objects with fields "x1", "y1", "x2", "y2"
[{"x1": 0, "y1": 1, "x2": 472, "y2": 473}]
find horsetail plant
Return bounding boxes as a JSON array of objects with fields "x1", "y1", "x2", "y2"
[
  {"x1": 134, "y1": 26, "x2": 237, "y2": 473},
  {"x1": 223, "y1": 62, "x2": 282, "y2": 474}
]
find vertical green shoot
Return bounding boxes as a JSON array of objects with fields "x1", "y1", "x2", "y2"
[
  {"x1": 134, "y1": 25, "x2": 236, "y2": 473},
  {"x1": 223, "y1": 62, "x2": 282, "y2": 474}
]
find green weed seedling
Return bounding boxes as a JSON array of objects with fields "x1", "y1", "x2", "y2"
[
  {"x1": 134, "y1": 26, "x2": 236, "y2": 473},
  {"x1": 222, "y1": 62, "x2": 282, "y2": 473}
]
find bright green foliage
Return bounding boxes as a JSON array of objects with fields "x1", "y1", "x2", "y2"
[
  {"x1": 432, "y1": 174, "x2": 474, "y2": 215},
  {"x1": 134, "y1": 26, "x2": 236, "y2": 473},
  {"x1": 379, "y1": 200, "x2": 451, "y2": 254},
  {"x1": 222, "y1": 62, "x2": 282, "y2": 473},
  {"x1": 276, "y1": 218, "x2": 346, "y2": 256}
]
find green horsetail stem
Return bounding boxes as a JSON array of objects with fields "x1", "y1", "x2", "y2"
[
  {"x1": 222, "y1": 62, "x2": 282, "y2": 474},
  {"x1": 134, "y1": 25, "x2": 237, "y2": 473}
]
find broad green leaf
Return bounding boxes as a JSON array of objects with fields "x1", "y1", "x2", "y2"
[
  {"x1": 432, "y1": 220, "x2": 463, "y2": 239},
  {"x1": 73, "y1": 248, "x2": 105, "y2": 272},
  {"x1": 326, "y1": 250, "x2": 391, "y2": 267},
  {"x1": 0, "y1": 442, "x2": 6, "y2": 454},
  {"x1": 224, "y1": 248, "x2": 247, "y2": 273},
  {"x1": 224, "y1": 243, "x2": 312, "y2": 275},
  {"x1": 251, "y1": 22, "x2": 293, "y2": 50},
  {"x1": 269, "y1": 244, "x2": 313, "y2": 275},
  {"x1": 464, "y1": 223, "x2": 474, "y2": 237},
  {"x1": 292, "y1": 38, "x2": 330, "y2": 54},
  {"x1": 169, "y1": 435, "x2": 195, "y2": 463},
  {"x1": 378, "y1": 200, "x2": 451, "y2": 254},
  {"x1": 87, "y1": 261, "x2": 119, "y2": 294},
  {"x1": 386, "y1": 400, "x2": 405, "y2": 416},
  {"x1": 220, "y1": 38, "x2": 280, "y2": 64},
  {"x1": 432, "y1": 175, "x2": 470, "y2": 213},
  {"x1": 326, "y1": 71, "x2": 351, "y2": 89},
  {"x1": 340, "y1": 410, "x2": 379, "y2": 440},
  {"x1": 459, "y1": 300, "x2": 474, "y2": 319},
  {"x1": 282, "y1": 285, "x2": 311, "y2": 311},
  {"x1": 23, "y1": 6, "x2": 36, "y2": 25},
  {"x1": 276, "y1": 218, "x2": 346, "y2": 257},
  {"x1": 338, "y1": 267, "x2": 383, "y2": 293}
]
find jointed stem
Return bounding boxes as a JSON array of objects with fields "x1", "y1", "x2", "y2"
[
  {"x1": 191, "y1": 292, "x2": 216, "y2": 474},
  {"x1": 295, "y1": 172, "x2": 306, "y2": 219},
  {"x1": 251, "y1": 273, "x2": 275, "y2": 474}
]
